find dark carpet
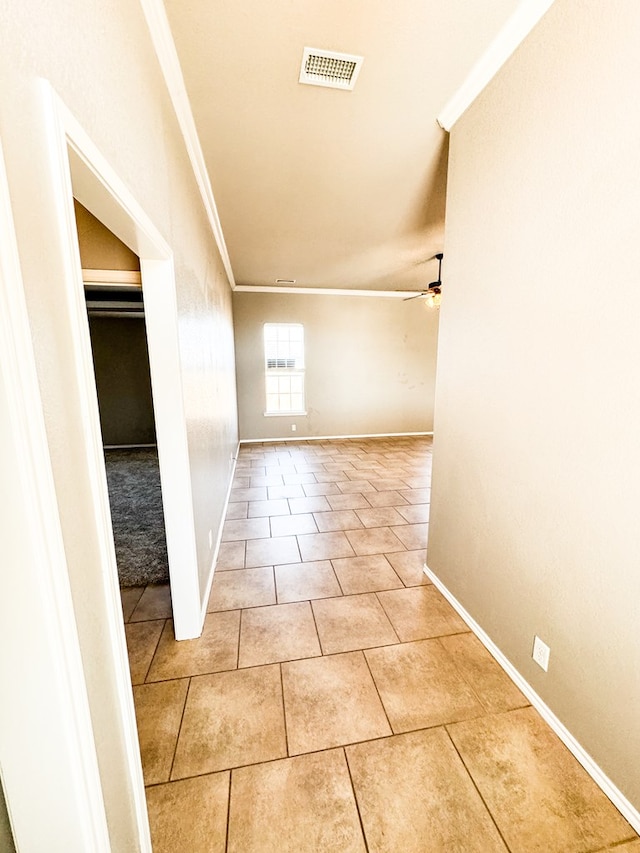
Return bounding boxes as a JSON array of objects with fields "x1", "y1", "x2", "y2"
[{"x1": 104, "y1": 447, "x2": 170, "y2": 587}]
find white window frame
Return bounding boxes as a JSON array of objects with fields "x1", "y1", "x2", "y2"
[{"x1": 263, "y1": 323, "x2": 306, "y2": 416}]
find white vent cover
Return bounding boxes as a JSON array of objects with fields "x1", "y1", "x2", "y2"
[{"x1": 299, "y1": 47, "x2": 364, "y2": 91}]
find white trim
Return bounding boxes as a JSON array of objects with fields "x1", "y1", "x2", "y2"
[
  {"x1": 235, "y1": 285, "x2": 424, "y2": 299},
  {"x1": 200, "y1": 442, "x2": 241, "y2": 624},
  {"x1": 240, "y1": 431, "x2": 433, "y2": 445},
  {"x1": 82, "y1": 268, "x2": 141, "y2": 285},
  {"x1": 141, "y1": 258, "x2": 202, "y2": 640},
  {"x1": 138, "y1": 0, "x2": 235, "y2": 288},
  {"x1": 40, "y1": 81, "x2": 153, "y2": 852},
  {"x1": 423, "y1": 563, "x2": 640, "y2": 835},
  {"x1": 46, "y1": 82, "x2": 204, "y2": 641},
  {"x1": 437, "y1": 0, "x2": 557, "y2": 131},
  {"x1": 0, "y1": 136, "x2": 110, "y2": 849}
]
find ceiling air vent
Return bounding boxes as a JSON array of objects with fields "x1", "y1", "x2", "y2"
[{"x1": 299, "y1": 47, "x2": 364, "y2": 91}]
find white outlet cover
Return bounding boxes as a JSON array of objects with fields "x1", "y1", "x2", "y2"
[{"x1": 532, "y1": 635, "x2": 550, "y2": 671}]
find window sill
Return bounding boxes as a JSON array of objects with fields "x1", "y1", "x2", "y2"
[{"x1": 263, "y1": 411, "x2": 308, "y2": 417}]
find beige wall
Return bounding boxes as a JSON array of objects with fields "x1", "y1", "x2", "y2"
[
  {"x1": 233, "y1": 291, "x2": 438, "y2": 440},
  {"x1": 74, "y1": 200, "x2": 140, "y2": 270},
  {"x1": 0, "y1": 0, "x2": 237, "y2": 847},
  {"x1": 429, "y1": 0, "x2": 640, "y2": 811}
]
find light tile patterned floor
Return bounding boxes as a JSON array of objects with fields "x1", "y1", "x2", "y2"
[{"x1": 121, "y1": 436, "x2": 638, "y2": 853}]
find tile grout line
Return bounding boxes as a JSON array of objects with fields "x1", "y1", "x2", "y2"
[
  {"x1": 443, "y1": 723, "x2": 513, "y2": 852},
  {"x1": 278, "y1": 662, "x2": 291, "y2": 758},
  {"x1": 166, "y1": 675, "x2": 192, "y2": 785},
  {"x1": 360, "y1": 647, "x2": 395, "y2": 737},
  {"x1": 342, "y1": 746, "x2": 371, "y2": 853},
  {"x1": 373, "y1": 591, "x2": 402, "y2": 645},
  {"x1": 224, "y1": 768, "x2": 232, "y2": 853},
  {"x1": 142, "y1": 617, "x2": 167, "y2": 684}
]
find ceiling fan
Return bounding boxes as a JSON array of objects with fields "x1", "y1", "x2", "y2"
[{"x1": 404, "y1": 252, "x2": 443, "y2": 306}]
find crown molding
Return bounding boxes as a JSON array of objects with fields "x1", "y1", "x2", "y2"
[
  {"x1": 437, "y1": 0, "x2": 556, "y2": 131},
  {"x1": 138, "y1": 0, "x2": 236, "y2": 288},
  {"x1": 234, "y1": 285, "x2": 425, "y2": 299}
]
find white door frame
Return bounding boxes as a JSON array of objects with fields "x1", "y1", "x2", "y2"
[
  {"x1": 0, "y1": 137, "x2": 111, "y2": 850},
  {"x1": 44, "y1": 81, "x2": 203, "y2": 641}
]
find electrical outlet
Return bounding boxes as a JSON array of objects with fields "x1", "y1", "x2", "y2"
[
  {"x1": 291, "y1": 424, "x2": 297, "y2": 432},
  {"x1": 532, "y1": 635, "x2": 550, "y2": 671}
]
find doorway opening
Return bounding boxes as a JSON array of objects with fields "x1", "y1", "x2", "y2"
[{"x1": 76, "y1": 201, "x2": 170, "y2": 593}]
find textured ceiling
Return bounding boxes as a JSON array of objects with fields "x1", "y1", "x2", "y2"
[{"x1": 164, "y1": 0, "x2": 521, "y2": 291}]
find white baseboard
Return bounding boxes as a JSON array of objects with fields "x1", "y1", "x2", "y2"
[
  {"x1": 240, "y1": 431, "x2": 433, "y2": 445},
  {"x1": 200, "y1": 442, "x2": 241, "y2": 624},
  {"x1": 424, "y1": 563, "x2": 640, "y2": 835}
]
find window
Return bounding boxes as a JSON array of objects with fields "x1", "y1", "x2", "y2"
[{"x1": 264, "y1": 323, "x2": 305, "y2": 414}]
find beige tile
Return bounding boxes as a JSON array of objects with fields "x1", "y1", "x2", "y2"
[
  {"x1": 377, "y1": 586, "x2": 468, "y2": 641},
  {"x1": 225, "y1": 501, "x2": 248, "y2": 520},
  {"x1": 311, "y1": 470, "x2": 350, "y2": 483},
  {"x1": 337, "y1": 479, "x2": 375, "y2": 494},
  {"x1": 385, "y1": 549, "x2": 429, "y2": 586},
  {"x1": 365, "y1": 639, "x2": 484, "y2": 732},
  {"x1": 369, "y1": 477, "x2": 412, "y2": 491},
  {"x1": 247, "y1": 498, "x2": 290, "y2": 517},
  {"x1": 250, "y1": 473, "x2": 286, "y2": 486},
  {"x1": 402, "y1": 475, "x2": 431, "y2": 488},
  {"x1": 120, "y1": 586, "x2": 145, "y2": 622},
  {"x1": 301, "y1": 481, "x2": 341, "y2": 496},
  {"x1": 125, "y1": 619, "x2": 164, "y2": 684},
  {"x1": 326, "y1": 493, "x2": 371, "y2": 511},
  {"x1": 245, "y1": 535, "x2": 301, "y2": 567},
  {"x1": 449, "y1": 707, "x2": 635, "y2": 853},
  {"x1": 363, "y1": 489, "x2": 409, "y2": 507},
  {"x1": 146, "y1": 772, "x2": 230, "y2": 853},
  {"x1": 330, "y1": 554, "x2": 403, "y2": 595},
  {"x1": 312, "y1": 593, "x2": 398, "y2": 654},
  {"x1": 313, "y1": 509, "x2": 364, "y2": 532},
  {"x1": 130, "y1": 584, "x2": 172, "y2": 622},
  {"x1": 147, "y1": 611, "x2": 240, "y2": 681},
  {"x1": 392, "y1": 522, "x2": 428, "y2": 550},
  {"x1": 215, "y1": 540, "x2": 245, "y2": 571},
  {"x1": 282, "y1": 652, "x2": 391, "y2": 754},
  {"x1": 222, "y1": 517, "x2": 270, "y2": 542},
  {"x1": 267, "y1": 484, "x2": 305, "y2": 499},
  {"x1": 356, "y1": 506, "x2": 407, "y2": 527},
  {"x1": 346, "y1": 728, "x2": 507, "y2": 853},
  {"x1": 230, "y1": 486, "x2": 268, "y2": 502},
  {"x1": 291, "y1": 462, "x2": 325, "y2": 473},
  {"x1": 288, "y1": 495, "x2": 332, "y2": 514},
  {"x1": 275, "y1": 560, "x2": 342, "y2": 603},
  {"x1": 396, "y1": 503, "x2": 430, "y2": 523},
  {"x1": 398, "y1": 488, "x2": 430, "y2": 505},
  {"x1": 207, "y1": 566, "x2": 275, "y2": 611},
  {"x1": 270, "y1": 512, "x2": 318, "y2": 537},
  {"x1": 345, "y1": 526, "x2": 406, "y2": 556},
  {"x1": 228, "y1": 750, "x2": 365, "y2": 853},
  {"x1": 238, "y1": 601, "x2": 321, "y2": 667},
  {"x1": 172, "y1": 665, "x2": 286, "y2": 778},
  {"x1": 133, "y1": 679, "x2": 188, "y2": 784},
  {"x1": 439, "y1": 633, "x2": 528, "y2": 714},
  {"x1": 282, "y1": 472, "x2": 316, "y2": 485},
  {"x1": 297, "y1": 531, "x2": 356, "y2": 562},
  {"x1": 324, "y1": 461, "x2": 356, "y2": 472}
]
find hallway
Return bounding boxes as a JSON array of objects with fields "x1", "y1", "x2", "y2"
[{"x1": 122, "y1": 437, "x2": 638, "y2": 852}]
